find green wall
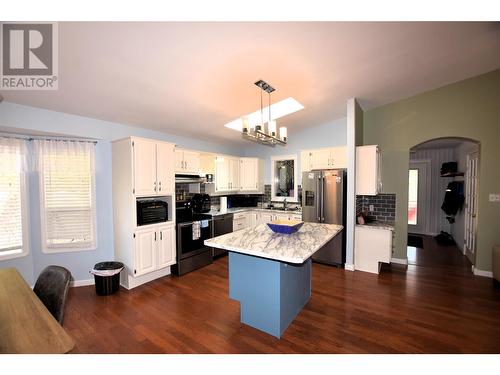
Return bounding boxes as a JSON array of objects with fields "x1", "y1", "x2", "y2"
[{"x1": 363, "y1": 69, "x2": 500, "y2": 271}]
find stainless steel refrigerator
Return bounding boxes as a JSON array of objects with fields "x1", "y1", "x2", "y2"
[{"x1": 302, "y1": 169, "x2": 347, "y2": 266}]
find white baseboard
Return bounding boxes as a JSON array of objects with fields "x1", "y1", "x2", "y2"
[
  {"x1": 344, "y1": 263, "x2": 355, "y2": 271},
  {"x1": 391, "y1": 257, "x2": 408, "y2": 265},
  {"x1": 70, "y1": 278, "x2": 95, "y2": 287},
  {"x1": 472, "y1": 267, "x2": 493, "y2": 278}
]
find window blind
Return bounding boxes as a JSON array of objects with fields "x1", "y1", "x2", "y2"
[
  {"x1": 0, "y1": 138, "x2": 27, "y2": 256},
  {"x1": 36, "y1": 140, "x2": 97, "y2": 251}
]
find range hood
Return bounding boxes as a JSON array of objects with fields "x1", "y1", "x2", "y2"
[{"x1": 175, "y1": 173, "x2": 207, "y2": 184}]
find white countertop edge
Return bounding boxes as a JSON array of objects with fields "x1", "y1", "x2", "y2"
[
  {"x1": 204, "y1": 224, "x2": 343, "y2": 264},
  {"x1": 355, "y1": 224, "x2": 395, "y2": 231}
]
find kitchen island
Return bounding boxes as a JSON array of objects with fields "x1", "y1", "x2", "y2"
[{"x1": 204, "y1": 222, "x2": 343, "y2": 338}]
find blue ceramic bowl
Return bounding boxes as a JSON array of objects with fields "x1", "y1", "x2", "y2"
[{"x1": 267, "y1": 220, "x2": 304, "y2": 234}]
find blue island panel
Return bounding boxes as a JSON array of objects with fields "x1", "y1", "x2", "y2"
[{"x1": 228, "y1": 251, "x2": 311, "y2": 338}]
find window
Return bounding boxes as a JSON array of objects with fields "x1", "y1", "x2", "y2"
[
  {"x1": 36, "y1": 140, "x2": 97, "y2": 252},
  {"x1": 271, "y1": 155, "x2": 298, "y2": 202},
  {"x1": 408, "y1": 168, "x2": 418, "y2": 225},
  {"x1": 0, "y1": 138, "x2": 29, "y2": 260}
]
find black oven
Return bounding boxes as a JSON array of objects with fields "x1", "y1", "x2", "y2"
[
  {"x1": 136, "y1": 200, "x2": 168, "y2": 226},
  {"x1": 172, "y1": 199, "x2": 213, "y2": 276}
]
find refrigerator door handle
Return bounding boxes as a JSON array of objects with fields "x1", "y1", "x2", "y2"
[
  {"x1": 320, "y1": 175, "x2": 325, "y2": 222},
  {"x1": 316, "y1": 175, "x2": 321, "y2": 222}
]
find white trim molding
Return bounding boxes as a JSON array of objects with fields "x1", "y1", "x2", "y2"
[
  {"x1": 391, "y1": 257, "x2": 409, "y2": 265},
  {"x1": 472, "y1": 266, "x2": 493, "y2": 278},
  {"x1": 70, "y1": 278, "x2": 95, "y2": 287},
  {"x1": 344, "y1": 263, "x2": 355, "y2": 271}
]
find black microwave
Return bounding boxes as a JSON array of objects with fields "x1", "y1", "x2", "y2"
[{"x1": 137, "y1": 200, "x2": 168, "y2": 226}]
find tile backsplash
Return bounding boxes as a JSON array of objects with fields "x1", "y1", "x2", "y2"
[
  {"x1": 356, "y1": 194, "x2": 396, "y2": 223},
  {"x1": 176, "y1": 183, "x2": 302, "y2": 210}
]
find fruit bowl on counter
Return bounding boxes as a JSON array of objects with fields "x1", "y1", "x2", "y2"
[{"x1": 267, "y1": 220, "x2": 304, "y2": 234}]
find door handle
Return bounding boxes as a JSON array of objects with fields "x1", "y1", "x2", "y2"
[
  {"x1": 316, "y1": 176, "x2": 321, "y2": 222},
  {"x1": 320, "y1": 175, "x2": 324, "y2": 222},
  {"x1": 160, "y1": 231, "x2": 163, "y2": 240},
  {"x1": 154, "y1": 232, "x2": 157, "y2": 241}
]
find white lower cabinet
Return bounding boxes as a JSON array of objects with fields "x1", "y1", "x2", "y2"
[
  {"x1": 252, "y1": 211, "x2": 302, "y2": 225},
  {"x1": 134, "y1": 227, "x2": 157, "y2": 276},
  {"x1": 134, "y1": 223, "x2": 176, "y2": 277},
  {"x1": 354, "y1": 226, "x2": 392, "y2": 274},
  {"x1": 157, "y1": 224, "x2": 176, "y2": 269}
]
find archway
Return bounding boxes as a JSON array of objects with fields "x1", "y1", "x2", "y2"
[{"x1": 406, "y1": 137, "x2": 480, "y2": 269}]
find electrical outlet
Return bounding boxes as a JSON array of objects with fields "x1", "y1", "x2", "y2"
[
  {"x1": 489, "y1": 194, "x2": 500, "y2": 202},
  {"x1": 369, "y1": 204, "x2": 374, "y2": 212}
]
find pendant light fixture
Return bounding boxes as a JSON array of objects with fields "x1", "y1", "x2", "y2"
[{"x1": 241, "y1": 79, "x2": 287, "y2": 146}]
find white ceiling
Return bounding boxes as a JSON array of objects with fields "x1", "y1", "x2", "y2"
[{"x1": 2, "y1": 22, "x2": 500, "y2": 145}]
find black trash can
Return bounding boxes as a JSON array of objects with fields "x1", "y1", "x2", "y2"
[{"x1": 92, "y1": 261, "x2": 124, "y2": 296}]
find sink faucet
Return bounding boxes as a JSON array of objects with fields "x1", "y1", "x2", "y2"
[{"x1": 283, "y1": 199, "x2": 288, "y2": 210}]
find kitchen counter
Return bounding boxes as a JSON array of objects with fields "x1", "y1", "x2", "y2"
[
  {"x1": 205, "y1": 222, "x2": 342, "y2": 264},
  {"x1": 205, "y1": 222, "x2": 343, "y2": 338},
  {"x1": 356, "y1": 221, "x2": 395, "y2": 231}
]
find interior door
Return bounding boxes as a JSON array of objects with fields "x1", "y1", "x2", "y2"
[
  {"x1": 240, "y1": 158, "x2": 257, "y2": 191},
  {"x1": 156, "y1": 143, "x2": 174, "y2": 194},
  {"x1": 134, "y1": 228, "x2": 157, "y2": 276},
  {"x1": 157, "y1": 225, "x2": 175, "y2": 269},
  {"x1": 408, "y1": 160, "x2": 430, "y2": 235},
  {"x1": 133, "y1": 138, "x2": 157, "y2": 196},
  {"x1": 465, "y1": 151, "x2": 479, "y2": 263}
]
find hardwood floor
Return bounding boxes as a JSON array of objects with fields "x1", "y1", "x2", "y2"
[{"x1": 65, "y1": 240, "x2": 500, "y2": 353}]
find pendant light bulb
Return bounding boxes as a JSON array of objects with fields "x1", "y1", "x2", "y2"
[{"x1": 268, "y1": 120, "x2": 277, "y2": 137}]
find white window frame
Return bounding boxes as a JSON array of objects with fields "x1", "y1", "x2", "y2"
[
  {"x1": 0, "y1": 160, "x2": 30, "y2": 261},
  {"x1": 271, "y1": 154, "x2": 299, "y2": 202},
  {"x1": 38, "y1": 142, "x2": 97, "y2": 253}
]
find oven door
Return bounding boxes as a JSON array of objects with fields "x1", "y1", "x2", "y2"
[{"x1": 177, "y1": 220, "x2": 213, "y2": 260}]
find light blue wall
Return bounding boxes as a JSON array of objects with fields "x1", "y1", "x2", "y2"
[
  {"x1": 0, "y1": 102, "x2": 241, "y2": 284},
  {"x1": 243, "y1": 117, "x2": 347, "y2": 184}
]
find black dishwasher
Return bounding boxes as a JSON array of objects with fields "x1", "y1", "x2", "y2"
[{"x1": 211, "y1": 213, "x2": 233, "y2": 258}]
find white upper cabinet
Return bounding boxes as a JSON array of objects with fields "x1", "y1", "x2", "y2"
[
  {"x1": 215, "y1": 155, "x2": 242, "y2": 192},
  {"x1": 156, "y1": 142, "x2": 174, "y2": 194},
  {"x1": 330, "y1": 146, "x2": 348, "y2": 168},
  {"x1": 356, "y1": 145, "x2": 381, "y2": 196},
  {"x1": 215, "y1": 156, "x2": 230, "y2": 192},
  {"x1": 239, "y1": 157, "x2": 262, "y2": 191},
  {"x1": 133, "y1": 138, "x2": 157, "y2": 196},
  {"x1": 133, "y1": 138, "x2": 174, "y2": 196},
  {"x1": 229, "y1": 157, "x2": 240, "y2": 191},
  {"x1": 174, "y1": 149, "x2": 200, "y2": 174},
  {"x1": 301, "y1": 146, "x2": 348, "y2": 172}
]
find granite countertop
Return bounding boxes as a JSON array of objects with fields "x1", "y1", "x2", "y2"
[
  {"x1": 207, "y1": 207, "x2": 302, "y2": 216},
  {"x1": 356, "y1": 221, "x2": 395, "y2": 231},
  {"x1": 204, "y1": 222, "x2": 343, "y2": 264}
]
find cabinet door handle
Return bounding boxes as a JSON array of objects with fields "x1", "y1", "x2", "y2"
[
  {"x1": 154, "y1": 181, "x2": 157, "y2": 192},
  {"x1": 154, "y1": 232, "x2": 157, "y2": 241},
  {"x1": 158, "y1": 181, "x2": 162, "y2": 191},
  {"x1": 160, "y1": 231, "x2": 163, "y2": 240}
]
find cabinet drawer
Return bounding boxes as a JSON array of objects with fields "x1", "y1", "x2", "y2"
[
  {"x1": 233, "y1": 218, "x2": 246, "y2": 231},
  {"x1": 233, "y1": 212, "x2": 247, "y2": 220}
]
